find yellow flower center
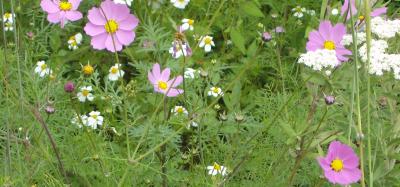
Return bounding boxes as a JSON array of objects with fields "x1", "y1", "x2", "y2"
[
  {"x1": 213, "y1": 88, "x2": 219, "y2": 94},
  {"x1": 213, "y1": 163, "x2": 221, "y2": 171},
  {"x1": 83, "y1": 65, "x2": 94, "y2": 75},
  {"x1": 178, "y1": 0, "x2": 185, "y2": 2},
  {"x1": 41, "y1": 64, "x2": 47, "y2": 71},
  {"x1": 177, "y1": 107, "x2": 184, "y2": 113},
  {"x1": 158, "y1": 81, "x2": 168, "y2": 90},
  {"x1": 204, "y1": 37, "x2": 212, "y2": 45},
  {"x1": 92, "y1": 115, "x2": 97, "y2": 119},
  {"x1": 59, "y1": 1, "x2": 72, "y2": 11},
  {"x1": 104, "y1": 20, "x2": 119, "y2": 33},
  {"x1": 82, "y1": 89, "x2": 90, "y2": 97},
  {"x1": 330, "y1": 158, "x2": 344, "y2": 172},
  {"x1": 296, "y1": 7, "x2": 302, "y2": 12},
  {"x1": 188, "y1": 19, "x2": 194, "y2": 25},
  {"x1": 324, "y1": 40, "x2": 336, "y2": 50},
  {"x1": 359, "y1": 15, "x2": 365, "y2": 20},
  {"x1": 4, "y1": 13, "x2": 11, "y2": 19},
  {"x1": 111, "y1": 67, "x2": 118, "y2": 74}
]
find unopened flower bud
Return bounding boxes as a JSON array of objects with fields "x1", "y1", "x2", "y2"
[
  {"x1": 64, "y1": 81, "x2": 75, "y2": 93},
  {"x1": 325, "y1": 95, "x2": 335, "y2": 105},
  {"x1": 45, "y1": 105, "x2": 55, "y2": 114}
]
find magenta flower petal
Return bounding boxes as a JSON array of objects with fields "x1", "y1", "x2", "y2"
[
  {"x1": 87, "y1": 8, "x2": 106, "y2": 25},
  {"x1": 167, "y1": 76, "x2": 183, "y2": 87},
  {"x1": 105, "y1": 35, "x2": 123, "y2": 52},
  {"x1": 65, "y1": 11, "x2": 82, "y2": 21},
  {"x1": 41, "y1": 0, "x2": 58, "y2": 13},
  {"x1": 166, "y1": 89, "x2": 184, "y2": 97},
  {"x1": 108, "y1": 4, "x2": 130, "y2": 21},
  {"x1": 318, "y1": 21, "x2": 332, "y2": 40},
  {"x1": 118, "y1": 15, "x2": 139, "y2": 31},
  {"x1": 371, "y1": 7, "x2": 387, "y2": 17},
  {"x1": 341, "y1": 0, "x2": 357, "y2": 20},
  {"x1": 331, "y1": 23, "x2": 346, "y2": 43},
  {"x1": 148, "y1": 71, "x2": 156, "y2": 84},
  {"x1": 152, "y1": 64, "x2": 161, "y2": 77},
  {"x1": 47, "y1": 12, "x2": 61, "y2": 23},
  {"x1": 91, "y1": 33, "x2": 108, "y2": 50},
  {"x1": 69, "y1": 0, "x2": 82, "y2": 10},
  {"x1": 84, "y1": 22, "x2": 105, "y2": 36},
  {"x1": 116, "y1": 30, "x2": 135, "y2": 45},
  {"x1": 161, "y1": 68, "x2": 171, "y2": 81}
]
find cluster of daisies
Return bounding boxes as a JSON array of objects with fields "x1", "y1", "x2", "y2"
[{"x1": 2, "y1": 12, "x2": 15, "y2": 31}]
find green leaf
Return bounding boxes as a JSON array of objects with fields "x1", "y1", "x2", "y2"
[
  {"x1": 230, "y1": 29, "x2": 246, "y2": 54},
  {"x1": 49, "y1": 32, "x2": 61, "y2": 51},
  {"x1": 241, "y1": 2, "x2": 264, "y2": 17}
]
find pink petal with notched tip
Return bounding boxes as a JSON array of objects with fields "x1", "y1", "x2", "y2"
[
  {"x1": 118, "y1": 15, "x2": 139, "y2": 31},
  {"x1": 47, "y1": 12, "x2": 61, "y2": 23},
  {"x1": 91, "y1": 33, "x2": 108, "y2": 50},
  {"x1": 41, "y1": 0, "x2": 59, "y2": 13},
  {"x1": 84, "y1": 22, "x2": 106, "y2": 36},
  {"x1": 331, "y1": 23, "x2": 346, "y2": 43},
  {"x1": 167, "y1": 76, "x2": 183, "y2": 87},
  {"x1": 318, "y1": 21, "x2": 333, "y2": 40},
  {"x1": 148, "y1": 71, "x2": 156, "y2": 84},
  {"x1": 69, "y1": 0, "x2": 82, "y2": 10},
  {"x1": 152, "y1": 64, "x2": 161, "y2": 78},
  {"x1": 105, "y1": 35, "x2": 123, "y2": 52},
  {"x1": 116, "y1": 30, "x2": 135, "y2": 45},
  {"x1": 166, "y1": 88, "x2": 183, "y2": 97},
  {"x1": 65, "y1": 11, "x2": 82, "y2": 21},
  {"x1": 88, "y1": 8, "x2": 106, "y2": 25}
]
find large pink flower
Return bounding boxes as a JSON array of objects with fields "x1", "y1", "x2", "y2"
[
  {"x1": 40, "y1": 0, "x2": 83, "y2": 28},
  {"x1": 84, "y1": 0, "x2": 139, "y2": 52},
  {"x1": 317, "y1": 141, "x2": 361, "y2": 186},
  {"x1": 306, "y1": 21, "x2": 352, "y2": 62},
  {"x1": 148, "y1": 63, "x2": 183, "y2": 97}
]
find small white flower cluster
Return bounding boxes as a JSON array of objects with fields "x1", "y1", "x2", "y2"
[
  {"x1": 358, "y1": 39, "x2": 400, "y2": 78},
  {"x1": 291, "y1": 6, "x2": 315, "y2": 18},
  {"x1": 341, "y1": 33, "x2": 366, "y2": 46},
  {"x1": 170, "y1": 0, "x2": 189, "y2": 9},
  {"x1": 71, "y1": 111, "x2": 104, "y2": 129},
  {"x1": 297, "y1": 49, "x2": 340, "y2": 71},
  {"x1": 2, "y1": 13, "x2": 15, "y2": 31},
  {"x1": 68, "y1": 33, "x2": 83, "y2": 50},
  {"x1": 371, "y1": 17, "x2": 400, "y2": 39}
]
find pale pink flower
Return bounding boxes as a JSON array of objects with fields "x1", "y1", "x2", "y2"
[
  {"x1": 40, "y1": 0, "x2": 83, "y2": 28},
  {"x1": 148, "y1": 63, "x2": 183, "y2": 97}
]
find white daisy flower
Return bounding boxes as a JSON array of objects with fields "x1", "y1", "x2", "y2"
[
  {"x1": 113, "y1": 0, "x2": 133, "y2": 6},
  {"x1": 208, "y1": 87, "x2": 224, "y2": 97},
  {"x1": 172, "y1": 106, "x2": 188, "y2": 116},
  {"x1": 4, "y1": 22, "x2": 13, "y2": 31},
  {"x1": 2, "y1": 13, "x2": 14, "y2": 23},
  {"x1": 87, "y1": 111, "x2": 104, "y2": 129},
  {"x1": 181, "y1": 18, "x2": 194, "y2": 31},
  {"x1": 77, "y1": 86, "x2": 94, "y2": 102},
  {"x1": 199, "y1": 35, "x2": 215, "y2": 53},
  {"x1": 184, "y1": 68, "x2": 198, "y2": 79},
  {"x1": 207, "y1": 162, "x2": 227, "y2": 176},
  {"x1": 34, "y1": 61, "x2": 52, "y2": 77},
  {"x1": 170, "y1": 0, "x2": 190, "y2": 9},
  {"x1": 108, "y1": 63, "x2": 125, "y2": 81},
  {"x1": 292, "y1": 6, "x2": 306, "y2": 18},
  {"x1": 68, "y1": 33, "x2": 83, "y2": 50}
]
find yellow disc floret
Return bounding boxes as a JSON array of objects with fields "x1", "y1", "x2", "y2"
[
  {"x1": 111, "y1": 67, "x2": 118, "y2": 74},
  {"x1": 104, "y1": 20, "x2": 119, "y2": 33},
  {"x1": 83, "y1": 64, "x2": 94, "y2": 75},
  {"x1": 158, "y1": 81, "x2": 168, "y2": 90},
  {"x1": 324, "y1": 40, "x2": 336, "y2": 50},
  {"x1": 330, "y1": 158, "x2": 344, "y2": 172},
  {"x1": 59, "y1": 1, "x2": 72, "y2": 11}
]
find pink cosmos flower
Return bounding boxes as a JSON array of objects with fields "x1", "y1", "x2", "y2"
[
  {"x1": 84, "y1": 0, "x2": 139, "y2": 52},
  {"x1": 370, "y1": 7, "x2": 387, "y2": 17},
  {"x1": 306, "y1": 21, "x2": 352, "y2": 62},
  {"x1": 148, "y1": 63, "x2": 183, "y2": 97},
  {"x1": 40, "y1": 0, "x2": 83, "y2": 28},
  {"x1": 317, "y1": 141, "x2": 361, "y2": 185}
]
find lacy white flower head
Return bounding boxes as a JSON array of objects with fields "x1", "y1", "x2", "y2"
[
  {"x1": 181, "y1": 18, "x2": 194, "y2": 31},
  {"x1": 68, "y1": 33, "x2": 83, "y2": 50},
  {"x1": 172, "y1": 106, "x2": 188, "y2": 116},
  {"x1": 292, "y1": 6, "x2": 306, "y2": 18},
  {"x1": 2, "y1": 13, "x2": 15, "y2": 23},
  {"x1": 34, "y1": 61, "x2": 52, "y2": 77},
  {"x1": 108, "y1": 63, "x2": 125, "y2": 81},
  {"x1": 184, "y1": 68, "x2": 199, "y2": 79},
  {"x1": 297, "y1": 49, "x2": 340, "y2": 71},
  {"x1": 87, "y1": 111, "x2": 104, "y2": 129},
  {"x1": 170, "y1": 0, "x2": 190, "y2": 9},
  {"x1": 113, "y1": 0, "x2": 133, "y2": 6},
  {"x1": 306, "y1": 10, "x2": 316, "y2": 16},
  {"x1": 341, "y1": 33, "x2": 366, "y2": 46},
  {"x1": 207, "y1": 162, "x2": 227, "y2": 176},
  {"x1": 208, "y1": 86, "x2": 224, "y2": 97},
  {"x1": 4, "y1": 22, "x2": 13, "y2": 31},
  {"x1": 77, "y1": 86, "x2": 94, "y2": 102},
  {"x1": 199, "y1": 35, "x2": 215, "y2": 53},
  {"x1": 371, "y1": 17, "x2": 400, "y2": 39},
  {"x1": 169, "y1": 41, "x2": 192, "y2": 59}
]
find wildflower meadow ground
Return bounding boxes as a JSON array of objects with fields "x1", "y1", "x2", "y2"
[{"x1": 1, "y1": 0, "x2": 400, "y2": 186}]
